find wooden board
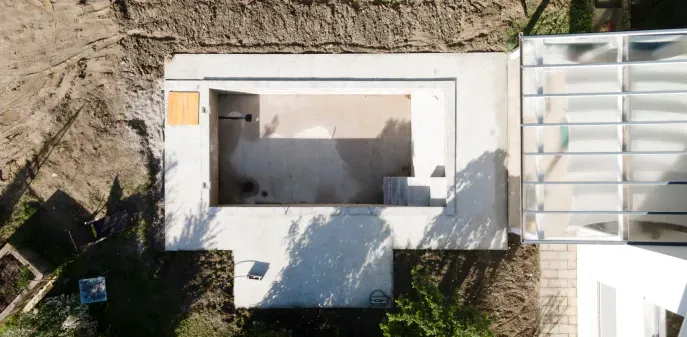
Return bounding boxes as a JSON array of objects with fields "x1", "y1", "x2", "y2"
[{"x1": 167, "y1": 92, "x2": 199, "y2": 125}]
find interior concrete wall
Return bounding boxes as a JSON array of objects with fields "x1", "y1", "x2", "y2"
[{"x1": 410, "y1": 90, "x2": 446, "y2": 178}]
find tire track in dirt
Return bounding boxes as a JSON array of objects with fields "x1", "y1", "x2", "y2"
[{"x1": 0, "y1": 0, "x2": 147, "y2": 211}]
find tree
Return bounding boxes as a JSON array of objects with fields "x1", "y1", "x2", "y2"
[
  {"x1": 0, "y1": 294, "x2": 98, "y2": 337},
  {"x1": 380, "y1": 269, "x2": 494, "y2": 337}
]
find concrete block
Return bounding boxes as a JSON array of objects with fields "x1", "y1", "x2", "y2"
[
  {"x1": 541, "y1": 324, "x2": 559, "y2": 333},
  {"x1": 544, "y1": 244, "x2": 568, "y2": 251},
  {"x1": 548, "y1": 278, "x2": 568, "y2": 288},
  {"x1": 541, "y1": 251, "x2": 559, "y2": 260},
  {"x1": 557, "y1": 252, "x2": 576, "y2": 261},
  {"x1": 558, "y1": 324, "x2": 577, "y2": 334},
  {"x1": 540, "y1": 288, "x2": 566, "y2": 297}
]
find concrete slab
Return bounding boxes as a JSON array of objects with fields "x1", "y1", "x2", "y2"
[{"x1": 164, "y1": 53, "x2": 509, "y2": 308}]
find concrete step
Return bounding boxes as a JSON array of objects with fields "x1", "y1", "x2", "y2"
[{"x1": 383, "y1": 177, "x2": 446, "y2": 207}]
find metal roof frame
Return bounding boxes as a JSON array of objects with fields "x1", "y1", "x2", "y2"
[{"x1": 519, "y1": 29, "x2": 687, "y2": 244}]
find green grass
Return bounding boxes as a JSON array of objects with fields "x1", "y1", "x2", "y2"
[
  {"x1": 15, "y1": 266, "x2": 34, "y2": 291},
  {"x1": 0, "y1": 197, "x2": 40, "y2": 244},
  {"x1": 504, "y1": 0, "x2": 594, "y2": 51}
]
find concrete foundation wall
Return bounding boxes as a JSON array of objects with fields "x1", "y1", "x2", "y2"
[{"x1": 164, "y1": 53, "x2": 509, "y2": 308}]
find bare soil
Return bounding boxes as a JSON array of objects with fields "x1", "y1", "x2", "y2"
[{"x1": 395, "y1": 234, "x2": 540, "y2": 337}]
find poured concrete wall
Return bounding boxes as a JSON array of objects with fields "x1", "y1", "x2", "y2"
[{"x1": 410, "y1": 90, "x2": 446, "y2": 178}]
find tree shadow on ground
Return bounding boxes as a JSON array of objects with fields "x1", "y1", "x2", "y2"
[
  {"x1": 8, "y1": 189, "x2": 94, "y2": 267},
  {"x1": 414, "y1": 150, "x2": 509, "y2": 250},
  {"x1": 238, "y1": 214, "x2": 391, "y2": 336},
  {"x1": 0, "y1": 106, "x2": 82, "y2": 229},
  {"x1": 523, "y1": 0, "x2": 552, "y2": 35},
  {"x1": 4, "y1": 124, "x2": 233, "y2": 336},
  {"x1": 257, "y1": 215, "x2": 392, "y2": 308},
  {"x1": 57, "y1": 150, "x2": 232, "y2": 336}
]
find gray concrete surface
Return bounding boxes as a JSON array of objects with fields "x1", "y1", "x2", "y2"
[
  {"x1": 164, "y1": 53, "x2": 509, "y2": 308},
  {"x1": 216, "y1": 93, "x2": 412, "y2": 204}
]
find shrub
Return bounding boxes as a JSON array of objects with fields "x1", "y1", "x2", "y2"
[{"x1": 380, "y1": 269, "x2": 493, "y2": 337}]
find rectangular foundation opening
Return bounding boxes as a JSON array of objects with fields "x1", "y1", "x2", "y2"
[{"x1": 210, "y1": 89, "x2": 447, "y2": 206}]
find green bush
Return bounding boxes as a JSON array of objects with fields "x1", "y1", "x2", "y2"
[
  {"x1": 380, "y1": 269, "x2": 493, "y2": 337},
  {"x1": 14, "y1": 267, "x2": 33, "y2": 291}
]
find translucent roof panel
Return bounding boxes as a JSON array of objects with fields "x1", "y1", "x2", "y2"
[{"x1": 519, "y1": 29, "x2": 687, "y2": 244}]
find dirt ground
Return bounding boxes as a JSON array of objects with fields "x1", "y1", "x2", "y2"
[{"x1": 0, "y1": 0, "x2": 540, "y2": 335}]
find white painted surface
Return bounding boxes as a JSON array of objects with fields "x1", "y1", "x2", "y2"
[
  {"x1": 578, "y1": 244, "x2": 687, "y2": 336},
  {"x1": 410, "y1": 90, "x2": 446, "y2": 178},
  {"x1": 164, "y1": 53, "x2": 509, "y2": 308}
]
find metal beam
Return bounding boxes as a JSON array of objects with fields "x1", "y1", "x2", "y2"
[
  {"x1": 521, "y1": 58, "x2": 687, "y2": 69},
  {"x1": 523, "y1": 210, "x2": 687, "y2": 215},
  {"x1": 521, "y1": 28, "x2": 687, "y2": 40},
  {"x1": 523, "y1": 89, "x2": 687, "y2": 98},
  {"x1": 522, "y1": 120, "x2": 687, "y2": 126},
  {"x1": 523, "y1": 181, "x2": 687, "y2": 185},
  {"x1": 523, "y1": 150, "x2": 687, "y2": 156}
]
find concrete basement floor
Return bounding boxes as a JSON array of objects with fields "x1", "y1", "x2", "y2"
[{"x1": 217, "y1": 94, "x2": 412, "y2": 205}]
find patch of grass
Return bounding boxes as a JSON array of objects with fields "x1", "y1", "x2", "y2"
[
  {"x1": 175, "y1": 311, "x2": 238, "y2": 337},
  {"x1": 15, "y1": 266, "x2": 34, "y2": 291},
  {"x1": 569, "y1": 0, "x2": 594, "y2": 33},
  {"x1": 0, "y1": 197, "x2": 40, "y2": 243},
  {"x1": 504, "y1": 0, "x2": 594, "y2": 51}
]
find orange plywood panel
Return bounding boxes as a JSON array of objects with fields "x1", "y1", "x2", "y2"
[{"x1": 167, "y1": 92, "x2": 199, "y2": 125}]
